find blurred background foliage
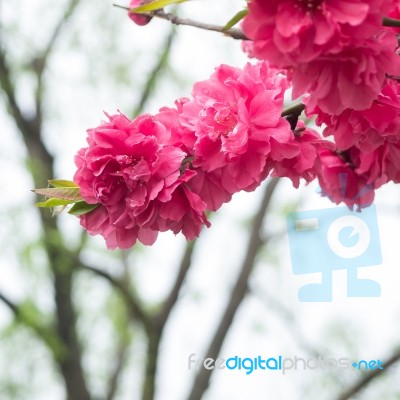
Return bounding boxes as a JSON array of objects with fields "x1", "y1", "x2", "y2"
[{"x1": 1, "y1": 1, "x2": 400, "y2": 400}]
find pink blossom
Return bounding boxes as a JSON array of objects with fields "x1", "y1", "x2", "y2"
[
  {"x1": 128, "y1": 0, "x2": 152, "y2": 26},
  {"x1": 271, "y1": 123, "x2": 328, "y2": 187},
  {"x1": 242, "y1": 0, "x2": 395, "y2": 67},
  {"x1": 388, "y1": 4, "x2": 400, "y2": 33},
  {"x1": 74, "y1": 113, "x2": 209, "y2": 249},
  {"x1": 316, "y1": 147, "x2": 375, "y2": 209},
  {"x1": 292, "y1": 31, "x2": 400, "y2": 114},
  {"x1": 308, "y1": 80, "x2": 400, "y2": 152},
  {"x1": 349, "y1": 141, "x2": 400, "y2": 188},
  {"x1": 177, "y1": 61, "x2": 295, "y2": 207}
]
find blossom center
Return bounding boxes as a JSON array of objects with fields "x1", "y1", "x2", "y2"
[
  {"x1": 295, "y1": 0, "x2": 323, "y2": 12},
  {"x1": 214, "y1": 107, "x2": 237, "y2": 135}
]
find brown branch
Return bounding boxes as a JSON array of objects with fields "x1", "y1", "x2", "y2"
[
  {"x1": 281, "y1": 102, "x2": 305, "y2": 117},
  {"x1": 140, "y1": 239, "x2": 198, "y2": 400},
  {"x1": 187, "y1": 178, "x2": 280, "y2": 400},
  {"x1": 0, "y1": 46, "x2": 33, "y2": 141},
  {"x1": 156, "y1": 240, "x2": 196, "y2": 328},
  {"x1": 49, "y1": 250, "x2": 92, "y2": 400},
  {"x1": 106, "y1": 336, "x2": 130, "y2": 400},
  {"x1": 0, "y1": 292, "x2": 20, "y2": 317},
  {"x1": 337, "y1": 349, "x2": 400, "y2": 400},
  {"x1": 133, "y1": 26, "x2": 176, "y2": 116},
  {"x1": 34, "y1": 0, "x2": 80, "y2": 120},
  {"x1": 252, "y1": 287, "x2": 320, "y2": 358},
  {"x1": 114, "y1": 5, "x2": 247, "y2": 40},
  {"x1": 383, "y1": 16, "x2": 400, "y2": 27},
  {"x1": 79, "y1": 263, "x2": 151, "y2": 331}
]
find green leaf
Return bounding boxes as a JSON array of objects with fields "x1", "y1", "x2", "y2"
[
  {"x1": 36, "y1": 198, "x2": 76, "y2": 208},
  {"x1": 48, "y1": 179, "x2": 78, "y2": 188},
  {"x1": 131, "y1": 0, "x2": 188, "y2": 13},
  {"x1": 223, "y1": 9, "x2": 248, "y2": 31},
  {"x1": 32, "y1": 187, "x2": 82, "y2": 201},
  {"x1": 68, "y1": 201, "x2": 99, "y2": 216}
]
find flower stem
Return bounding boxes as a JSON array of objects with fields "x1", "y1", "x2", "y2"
[
  {"x1": 383, "y1": 16, "x2": 400, "y2": 27},
  {"x1": 281, "y1": 102, "x2": 305, "y2": 117}
]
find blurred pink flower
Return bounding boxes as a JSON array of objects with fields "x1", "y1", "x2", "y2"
[
  {"x1": 242, "y1": 0, "x2": 395, "y2": 67},
  {"x1": 308, "y1": 80, "x2": 400, "y2": 152},
  {"x1": 271, "y1": 123, "x2": 329, "y2": 187},
  {"x1": 128, "y1": 0, "x2": 152, "y2": 26},
  {"x1": 316, "y1": 147, "x2": 375, "y2": 209},
  {"x1": 388, "y1": 4, "x2": 400, "y2": 33},
  {"x1": 349, "y1": 141, "x2": 400, "y2": 188},
  {"x1": 74, "y1": 113, "x2": 209, "y2": 249},
  {"x1": 292, "y1": 31, "x2": 400, "y2": 114}
]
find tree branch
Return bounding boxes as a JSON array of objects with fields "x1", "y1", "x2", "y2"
[
  {"x1": 105, "y1": 336, "x2": 130, "y2": 400},
  {"x1": 0, "y1": 292, "x2": 20, "y2": 317},
  {"x1": 252, "y1": 287, "x2": 320, "y2": 357},
  {"x1": 156, "y1": 239, "x2": 196, "y2": 328},
  {"x1": 187, "y1": 178, "x2": 280, "y2": 400},
  {"x1": 382, "y1": 16, "x2": 400, "y2": 27},
  {"x1": 114, "y1": 5, "x2": 247, "y2": 40},
  {"x1": 0, "y1": 46, "x2": 33, "y2": 141},
  {"x1": 133, "y1": 26, "x2": 176, "y2": 116},
  {"x1": 34, "y1": 0, "x2": 80, "y2": 120},
  {"x1": 337, "y1": 349, "x2": 400, "y2": 400},
  {"x1": 79, "y1": 263, "x2": 151, "y2": 332}
]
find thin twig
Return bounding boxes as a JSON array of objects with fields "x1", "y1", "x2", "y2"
[
  {"x1": 133, "y1": 26, "x2": 177, "y2": 116},
  {"x1": 114, "y1": 4, "x2": 247, "y2": 40},
  {"x1": 156, "y1": 240, "x2": 196, "y2": 328},
  {"x1": 0, "y1": 292, "x2": 20, "y2": 316},
  {"x1": 35, "y1": 0, "x2": 80, "y2": 119},
  {"x1": 383, "y1": 16, "x2": 400, "y2": 27},
  {"x1": 187, "y1": 178, "x2": 280, "y2": 400},
  {"x1": 281, "y1": 102, "x2": 305, "y2": 117},
  {"x1": 337, "y1": 349, "x2": 400, "y2": 400},
  {"x1": 79, "y1": 263, "x2": 151, "y2": 331},
  {"x1": 252, "y1": 287, "x2": 320, "y2": 357},
  {"x1": 106, "y1": 336, "x2": 131, "y2": 400}
]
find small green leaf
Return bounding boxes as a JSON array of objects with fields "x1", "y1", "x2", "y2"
[
  {"x1": 32, "y1": 187, "x2": 82, "y2": 201},
  {"x1": 223, "y1": 9, "x2": 248, "y2": 31},
  {"x1": 37, "y1": 198, "x2": 76, "y2": 208},
  {"x1": 68, "y1": 201, "x2": 99, "y2": 216},
  {"x1": 131, "y1": 0, "x2": 188, "y2": 13},
  {"x1": 48, "y1": 179, "x2": 78, "y2": 188}
]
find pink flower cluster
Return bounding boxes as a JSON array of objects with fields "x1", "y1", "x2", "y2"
[
  {"x1": 74, "y1": 113, "x2": 209, "y2": 249},
  {"x1": 243, "y1": 0, "x2": 400, "y2": 114},
  {"x1": 76, "y1": 4, "x2": 400, "y2": 248},
  {"x1": 242, "y1": 0, "x2": 400, "y2": 208},
  {"x1": 308, "y1": 80, "x2": 400, "y2": 193},
  {"x1": 75, "y1": 62, "x2": 326, "y2": 249}
]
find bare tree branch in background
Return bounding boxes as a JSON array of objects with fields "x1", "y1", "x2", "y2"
[
  {"x1": 253, "y1": 287, "x2": 321, "y2": 358},
  {"x1": 337, "y1": 349, "x2": 400, "y2": 400},
  {"x1": 187, "y1": 178, "x2": 280, "y2": 400},
  {"x1": 140, "y1": 239, "x2": 199, "y2": 400},
  {"x1": 79, "y1": 263, "x2": 151, "y2": 330},
  {"x1": 133, "y1": 26, "x2": 177, "y2": 116},
  {"x1": 157, "y1": 240, "x2": 196, "y2": 327},
  {"x1": 0, "y1": 1, "x2": 91, "y2": 398},
  {"x1": 34, "y1": 0, "x2": 80, "y2": 121},
  {"x1": 105, "y1": 334, "x2": 131, "y2": 400},
  {"x1": 0, "y1": 292, "x2": 20, "y2": 317}
]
